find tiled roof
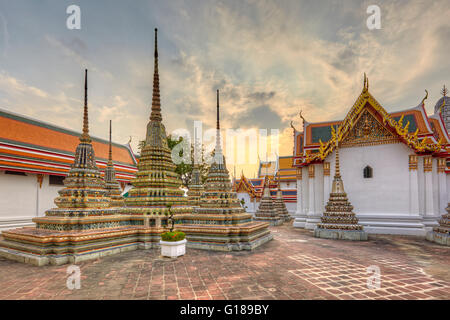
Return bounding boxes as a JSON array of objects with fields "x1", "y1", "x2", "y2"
[{"x1": 0, "y1": 109, "x2": 137, "y2": 181}]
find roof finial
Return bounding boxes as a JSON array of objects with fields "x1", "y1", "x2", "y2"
[
  {"x1": 363, "y1": 73, "x2": 369, "y2": 91},
  {"x1": 421, "y1": 89, "x2": 429, "y2": 105},
  {"x1": 108, "y1": 120, "x2": 112, "y2": 162},
  {"x1": 80, "y1": 69, "x2": 91, "y2": 143},
  {"x1": 442, "y1": 85, "x2": 448, "y2": 97},
  {"x1": 299, "y1": 109, "x2": 307, "y2": 130},
  {"x1": 150, "y1": 28, "x2": 162, "y2": 122}
]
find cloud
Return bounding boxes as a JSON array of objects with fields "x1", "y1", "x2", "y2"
[{"x1": 1, "y1": 0, "x2": 449, "y2": 177}]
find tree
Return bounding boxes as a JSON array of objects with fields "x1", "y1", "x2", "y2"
[{"x1": 167, "y1": 135, "x2": 209, "y2": 188}]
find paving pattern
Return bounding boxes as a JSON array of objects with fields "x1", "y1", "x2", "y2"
[{"x1": 0, "y1": 225, "x2": 448, "y2": 300}]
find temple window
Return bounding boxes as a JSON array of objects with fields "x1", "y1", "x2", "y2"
[
  {"x1": 49, "y1": 175, "x2": 65, "y2": 186},
  {"x1": 363, "y1": 166, "x2": 373, "y2": 179},
  {"x1": 4, "y1": 170, "x2": 27, "y2": 176}
]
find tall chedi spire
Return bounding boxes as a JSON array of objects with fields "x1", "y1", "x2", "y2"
[
  {"x1": 273, "y1": 171, "x2": 291, "y2": 222},
  {"x1": 314, "y1": 140, "x2": 368, "y2": 240},
  {"x1": 0, "y1": 70, "x2": 145, "y2": 266},
  {"x1": 178, "y1": 90, "x2": 273, "y2": 251},
  {"x1": 122, "y1": 28, "x2": 190, "y2": 232},
  {"x1": 104, "y1": 120, "x2": 125, "y2": 208},
  {"x1": 49, "y1": 69, "x2": 114, "y2": 216}
]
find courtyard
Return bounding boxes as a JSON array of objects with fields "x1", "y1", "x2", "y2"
[{"x1": 0, "y1": 225, "x2": 448, "y2": 300}]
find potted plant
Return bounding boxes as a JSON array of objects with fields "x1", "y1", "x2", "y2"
[{"x1": 160, "y1": 205, "x2": 187, "y2": 258}]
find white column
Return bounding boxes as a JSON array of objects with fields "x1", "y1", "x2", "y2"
[
  {"x1": 295, "y1": 168, "x2": 303, "y2": 214},
  {"x1": 293, "y1": 167, "x2": 307, "y2": 228},
  {"x1": 305, "y1": 165, "x2": 317, "y2": 230},
  {"x1": 323, "y1": 162, "x2": 330, "y2": 207},
  {"x1": 408, "y1": 155, "x2": 420, "y2": 215},
  {"x1": 308, "y1": 165, "x2": 315, "y2": 215},
  {"x1": 437, "y1": 158, "x2": 447, "y2": 215},
  {"x1": 424, "y1": 156, "x2": 434, "y2": 216}
]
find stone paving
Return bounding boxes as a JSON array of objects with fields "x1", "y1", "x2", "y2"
[{"x1": 0, "y1": 225, "x2": 448, "y2": 300}]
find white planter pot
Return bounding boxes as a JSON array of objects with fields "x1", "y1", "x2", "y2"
[{"x1": 160, "y1": 239, "x2": 187, "y2": 258}]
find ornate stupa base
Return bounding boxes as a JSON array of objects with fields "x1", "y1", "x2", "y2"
[
  {"x1": 314, "y1": 227, "x2": 368, "y2": 241},
  {"x1": 426, "y1": 231, "x2": 450, "y2": 246},
  {"x1": 179, "y1": 222, "x2": 273, "y2": 251},
  {"x1": 254, "y1": 216, "x2": 284, "y2": 226},
  {"x1": 0, "y1": 223, "x2": 168, "y2": 266},
  {"x1": 426, "y1": 203, "x2": 449, "y2": 246}
]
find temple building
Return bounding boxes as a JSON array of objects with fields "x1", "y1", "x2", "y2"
[
  {"x1": 0, "y1": 107, "x2": 136, "y2": 232},
  {"x1": 179, "y1": 90, "x2": 273, "y2": 251},
  {"x1": 120, "y1": 28, "x2": 191, "y2": 240},
  {"x1": 292, "y1": 76, "x2": 450, "y2": 236},
  {"x1": 0, "y1": 70, "x2": 141, "y2": 265},
  {"x1": 235, "y1": 157, "x2": 297, "y2": 215}
]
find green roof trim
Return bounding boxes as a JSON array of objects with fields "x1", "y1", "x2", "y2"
[
  {"x1": 311, "y1": 124, "x2": 339, "y2": 143},
  {"x1": 392, "y1": 114, "x2": 417, "y2": 133}
]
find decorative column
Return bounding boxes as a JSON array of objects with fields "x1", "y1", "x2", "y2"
[
  {"x1": 308, "y1": 165, "x2": 315, "y2": 215},
  {"x1": 323, "y1": 162, "x2": 331, "y2": 207},
  {"x1": 423, "y1": 156, "x2": 436, "y2": 225},
  {"x1": 437, "y1": 158, "x2": 447, "y2": 215},
  {"x1": 293, "y1": 167, "x2": 307, "y2": 228},
  {"x1": 408, "y1": 155, "x2": 420, "y2": 215},
  {"x1": 305, "y1": 164, "x2": 316, "y2": 229},
  {"x1": 295, "y1": 168, "x2": 303, "y2": 215}
]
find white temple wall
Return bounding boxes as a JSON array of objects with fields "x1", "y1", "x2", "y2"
[
  {"x1": 237, "y1": 192, "x2": 254, "y2": 213},
  {"x1": 0, "y1": 171, "x2": 38, "y2": 230},
  {"x1": 285, "y1": 203, "x2": 296, "y2": 213},
  {"x1": 328, "y1": 144, "x2": 410, "y2": 215},
  {"x1": 38, "y1": 175, "x2": 61, "y2": 217},
  {"x1": 0, "y1": 171, "x2": 70, "y2": 231}
]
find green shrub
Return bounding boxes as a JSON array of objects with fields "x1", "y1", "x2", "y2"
[{"x1": 161, "y1": 231, "x2": 186, "y2": 242}]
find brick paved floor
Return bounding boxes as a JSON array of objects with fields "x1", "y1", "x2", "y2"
[{"x1": 0, "y1": 225, "x2": 448, "y2": 300}]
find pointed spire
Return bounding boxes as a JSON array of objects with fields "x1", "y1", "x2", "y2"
[
  {"x1": 214, "y1": 89, "x2": 223, "y2": 164},
  {"x1": 442, "y1": 85, "x2": 448, "y2": 97},
  {"x1": 108, "y1": 120, "x2": 113, "y2": 162},
  {"x1": 80, "y1": 69, "x2": 91, "y2": 143},
  {"x1": 335, "y1": 143, "x2": 341, "y2": 177},
  {"x1": 216, "y1": 89, "x2": 220, "y2": 130},
  {"x1": 150, "y1": 28, "x2": 162, "y2": 122}
]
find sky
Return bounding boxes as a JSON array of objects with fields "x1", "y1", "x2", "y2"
[{"x1": 0, "y1": 0, "x2": 449, "y2": 177}]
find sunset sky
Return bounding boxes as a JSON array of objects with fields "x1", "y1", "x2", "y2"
[{"x1": 0, "y1": 0, "x2": 449, "y2": 177}]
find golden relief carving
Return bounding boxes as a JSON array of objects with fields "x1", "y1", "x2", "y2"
[
  {"x1": 296, "y1": 168, "x2": 302, "y2": 180},
  {"x1": 323, "y1": 162, "x2": 330, "y2": 176},
  {"x1": 308, "y1": 165, "x2": 315, "y2": 178},
  {"x1": 437, "y1": 158, "x2": 446, "y2": 173},
  {"x1": 423, "y1": 156, "x2": 433, "y2": 172},
  {"x1": 409, "y1": 155, "x2": 418, "y2": 171},
  {"x1": 340, "y1": 109, "x2": 400, "y2": 148}
]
